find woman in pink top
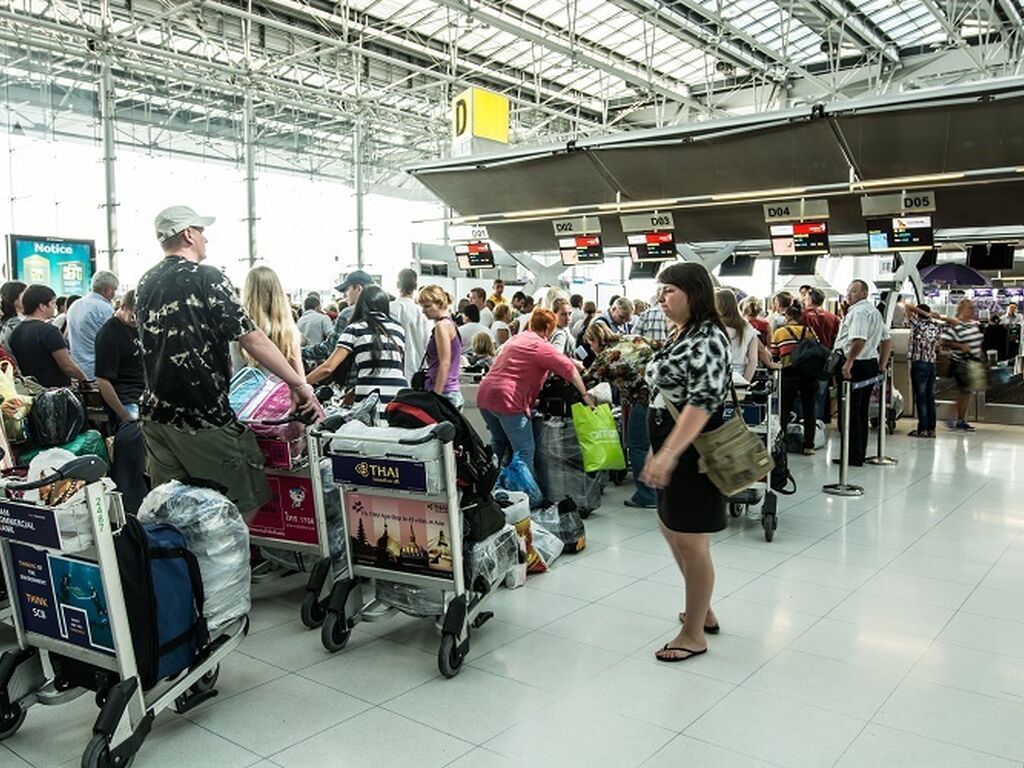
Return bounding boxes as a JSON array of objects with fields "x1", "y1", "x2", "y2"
[{"x1": 478, "y1": 308, "x2": 591, "y2": 481}]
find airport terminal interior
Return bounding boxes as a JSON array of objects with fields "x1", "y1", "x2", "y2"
[{"x1": 1, "y1": 0, "x2": 1024, "y2": 766}]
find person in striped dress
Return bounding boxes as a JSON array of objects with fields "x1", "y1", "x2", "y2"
[
  {"x1": 940, "y1": 298, "x2": 984, "y2": 432},
  {"x1": 306, "y1": 285, "x2": 407, "y2": 417}
]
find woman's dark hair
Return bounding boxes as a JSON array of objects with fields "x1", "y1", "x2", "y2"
[
  {"x1": 785, "y1": 304, "x2": 804, "y2": 323},
  {"x1": 0, "y1": 281, "x2": 26, "y2": 322},
  {"x1": 21, "y1": 284, "x2": 57, "y2": 315},
  {"x1": 350, "y1": 285, "x2": 399, "y2": 375},
  {"x1": 657, "y1": 262, "x2": 724, "y2": 333},
  {"x1": 56, "y1": 296, "x2": 68, "y2": 313}
]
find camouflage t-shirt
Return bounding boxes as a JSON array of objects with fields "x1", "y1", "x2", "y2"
[{"x1": 136, "y1": 256, "x2": 256, "y2": 430}]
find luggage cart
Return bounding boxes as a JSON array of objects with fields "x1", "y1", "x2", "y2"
[
  {"x1": 726, "y1": 369, "x2": 783, "y2": 542},
  {"x1": 308, "y1": 419, "x2": 496, "y2": 677},
  {"x1": 241, "y1": 393, "x2": 378, "y2": 630},
  {"x1": 0, "y1": 456, "x2": 247, "y2": 767}
]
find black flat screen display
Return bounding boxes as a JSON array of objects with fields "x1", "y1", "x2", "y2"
[
  {"x1": 866, "y1": 216, "x2": 934, "y2": 253},
  {"x1": 454, "y1": 241, "x2": 495, "y2": 269},
  {"x1": 769, "y1": 221, "x2": 829, "y2": 257},
  {"x1": 627, "y1": 231, "x2": 676, "y2": 262},
  {"x1": 559, "y1": 235, "x2": 604, "y2": 266}
]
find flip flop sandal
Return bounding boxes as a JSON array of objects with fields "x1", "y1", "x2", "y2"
[
  {"x1": 678, "y1": 612, "x2": 720, "y2": 634},
  {"x1": 655, "y1": 644, "x2": 708, "y2": 663}
]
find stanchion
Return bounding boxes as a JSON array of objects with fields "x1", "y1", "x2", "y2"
[
  {"x1": 866, "y1": 365, "x2": 898, "y2": 466},
  {"x1": 824, "y1": 379, "x2": 864, "y2": 497}
]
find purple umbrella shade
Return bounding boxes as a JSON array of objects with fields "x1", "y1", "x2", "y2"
[{"x1": 919, "y1": 264, "x2": 991, "y2": 286}]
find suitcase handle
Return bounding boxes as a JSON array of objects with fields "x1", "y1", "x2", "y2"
[{"x1": 2, "y1": 455, "x2": 108, "y2": 494}]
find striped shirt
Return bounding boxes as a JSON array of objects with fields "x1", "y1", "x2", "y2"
[
  {"x1": 771, "y1": 324, "x2": 818, "y2": 367},
  {"x1": 337, "y1": 315, "x2": 408, "y2": 416},
  {"x1": 941, "y1": 320, "x2": 984, "y2": 361}
]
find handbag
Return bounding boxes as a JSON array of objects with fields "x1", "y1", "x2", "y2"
[
  {"x1": 570, "y1": 402, "x2": 627, "y2": 473},
  {"x1": 664, "y1": 385, "x2": 774, "y2": 498}
]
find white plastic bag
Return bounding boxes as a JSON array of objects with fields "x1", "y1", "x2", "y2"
[
  {"x1": 138, "y1": 481, "x2": 251, "y2": 633},
  {"x1": 530, "y1": 521, "x2": 563, "y2": 570}
]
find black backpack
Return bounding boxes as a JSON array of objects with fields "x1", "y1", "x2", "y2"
[
  {"x1": 115, "y1": 515, "x2": 208, "y2": 690},
  {"x1": 537, "y1": 376, "x2": 581, "y2": 418},
  {"x1": 770, "y1": 433, "x2": 797, "y2": 495},
  {"x1": 785, "y1": 327, "x2": 831, "y2": 380},
  {"x1": 385, "y1": 389, "x2": 498, "y2": 498},
  {"x1": 29, "y1": 388, "x2": 85, "y2": 447}
]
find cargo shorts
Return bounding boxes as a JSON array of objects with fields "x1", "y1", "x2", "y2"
[{"x1": 142, "y1": 419, "x2": 271, "y2": 515}]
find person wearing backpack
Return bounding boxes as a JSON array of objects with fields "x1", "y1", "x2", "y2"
[
  {"x1": 771, "y1": 305, "x2": 820, "y2": 455},
  {"x1": 801, "y1": 288, "x2": 841, "y2": 422}
]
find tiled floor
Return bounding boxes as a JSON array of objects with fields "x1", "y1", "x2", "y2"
[{"x1": 4, "y1": 421, "x2": 1024, "y2": 767}]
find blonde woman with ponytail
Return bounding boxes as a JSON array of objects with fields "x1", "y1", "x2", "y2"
[{"x1": 231, "y1": 266, "x2": 304, "y2": 377}]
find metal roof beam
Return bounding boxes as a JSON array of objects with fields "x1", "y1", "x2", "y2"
[
  {"x1": 426, "y1": 0, "x2": 715, "y2": 115},
  {"x1": 917, "y1": 0, "x2": 990, "y2": 72},
  {"x1": 796, "y1": 0, "x2": 902, "y2": 63}
]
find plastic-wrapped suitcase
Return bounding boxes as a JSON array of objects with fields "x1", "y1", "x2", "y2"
[
  {"x1": 375, "y1": 524, "x2": 518, "y2": 615},
  {"x1": 534, "y1": 416, "x2": 604, "y2": 515}
]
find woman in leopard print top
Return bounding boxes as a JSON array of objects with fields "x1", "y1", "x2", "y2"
[{"x1": 641, "y1": 262, "x2": 731, "y2": 664}]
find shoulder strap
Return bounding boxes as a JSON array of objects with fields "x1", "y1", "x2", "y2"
[{"x1": 663, "y1": 382, "x2": 739, "y2": 422}]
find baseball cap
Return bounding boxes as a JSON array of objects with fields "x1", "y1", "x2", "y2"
[
  {"x1": 335, "y1": 269, "x2": 375, "y2": 292},
  {"x1": 154, "y1": 205, "x2": 216, "y2": 242}
]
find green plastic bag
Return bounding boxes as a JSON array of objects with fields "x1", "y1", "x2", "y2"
[{"x1": 571, "y1": 403, "x2": 626, "y2": 473}]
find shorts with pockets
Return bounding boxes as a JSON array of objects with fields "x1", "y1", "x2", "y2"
[{"x1": 142, "y1": 419, "x2": 271, "y2": 514}]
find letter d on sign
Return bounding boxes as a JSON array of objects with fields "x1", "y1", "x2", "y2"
[{"x1": 454, "y1": 99, "x2": 468, "y2": 137}]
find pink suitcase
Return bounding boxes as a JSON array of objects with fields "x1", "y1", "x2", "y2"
[{"x1": 238, "y1": 376, "x2": 304, "y2": 442}]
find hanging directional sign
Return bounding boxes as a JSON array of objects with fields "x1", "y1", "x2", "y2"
[
  {"x1": 620, "y1": 212, "x2": 674, "y2": 233},
  {"x1": 763, "y1": 199, "x2": 830, "y2": 223},
  {"x1": 860, "y1": 191, "x2": 936, "y2": 217},
  {"x1": 448, "y1": 224, "x2": 490, "y2": 242},
  {"x1": 552, "y1": 216, "x2": 602, "y2": 236}
]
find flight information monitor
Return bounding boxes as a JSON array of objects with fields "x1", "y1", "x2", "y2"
[
  {"x1": 629, "y1": 260, "x2": 660, "y2": 279},
  {"x1": 627, "y1": 231, "x2": 676, "y2": 262},
  {"x1": 7, "y1": 235, "x2": 96, "y2": 295},
  {"x1": 453, "y1": 241, "x2": 495, "y2": 269},
  {"x1": 456, "y1": 253, "x2": 472, "y2": 271},
  {"x1": 769, "y1": 221, "x2": 830, "y2": 257},
  {"x1": 559, "y1": 235, "x2": 605, "y2": 266},
  {"x1": 777, "y1": 255, "x2": 818, "y2": 275},
  {"x1": 866, "y1": 215, "x2": 934, "y2": 253},
  {"x1": 718, "y1": 253, "x2": 756, "y2": 277}
]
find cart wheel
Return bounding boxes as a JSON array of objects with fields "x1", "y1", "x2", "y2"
[
  {"x1": 729, "y1": 503, "x2": 742, "y2": 518},
  {"x1": 0, "y1": 702, "x2": 26, "y2": 740},
  {"x1": 321, "y1": 611, "x2": 350, "y2": 652},
  {"x1": 762, "y1": 512, "x2": 777, "y2": 542},
  {"x1": 300, "y1": 592, "x2": 327, "y2": 629},
  {"x1": 438, "y1": 634, "x2": 463, "y2": 678},
  {"x1": 192, "y1": 666, "x2": 219, "y2": 695},
  {"x1": 82, "y1": 733, "x2": 135, "y2": 768}
]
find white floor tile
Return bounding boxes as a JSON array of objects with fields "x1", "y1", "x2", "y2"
[
  {"x1": 468, "y1": 631, "x2": 622, "y2": 693},
  {"x1": 798, "y1": 538, "x2": 902, "y2": 569},
  {"x1": 443, "y1": 748, "x2": 520, "y2": 768},
  {"x1": 788, "y1": 617, "x2": 931, "y2": 676},
  {"x1": 908, "y1": 641, "x2": 1024, "y2": 703},
  {"x1": 937, "y1": 612, "x2": 1024, "y2": 659},
  {"x1": 384, "y1": 666, "x2": 555, "y2": 743},
  {"x1": 239, "y1": 618, "x2": 376, "y2": 671},
  {"x1": 484, "y1": 701, "x2": 677, "y2": 768},
  {"x1": 769, "y1": 555, "x2": 878, "y2": 591},
  {"x1": 835, "y1": 723, "x2": 1020, "y2": 768},
  {"x1": 960, "y1": 585, "x2": 1024, "y2": 624},
  {"x1": 874, "y1": 679, "x2": 1024, "y2": 761},
  {"x1": 122, "y1": 715, "x2": 262, "y2": 768},
  {"x1": 272, "y1": 707, "x2": 473, "y2": 768},
  {"x1": 828, "y1": 592, "x2": 958, "y2": 639},
  {"x1": 634, "y1": 629, "x2": 786, "y2": 685},
  {"x1": 573, "y1": 545, "x2": 675, "y2": 578},
  {"x1": 730, "y1": 575, "x2": 852, "y2": 617},
  {"x1": 476, "y1": 586, "x2": 588, "y2": 630},
  {"x1": 711, "y1": 595, "x2": 821, "y2": 645},
  {"x1": 599, "y1": 579, "x2": 684, "y2": 620},
  {"x1": 856, "y1": 569, "x2": 975, "y2": 609},
  {"x1": 641, "y1": 735, "x2": 777, "y2": 768},
  {"x1": 742, "y1": 649, "x2": 902, "y2": 719},
  {"x1": 685, "y1": 687, "x2": 865, "y2": 768},
  {"x1": 183, "y1": 674, "x2": 369, "y2": 757},
  {"x1": 298, "y1": 638, "x2": 441, "y2": 704},
  {"x1": 563, "y1": 658, "x2": 734, "y2": 732},
  {"x1": 523, "y1": 562, "x2": 638, "y2": 602},
  {"x1": 4, "y1": 686, "x2": 101, "y2": 767},
  {"x1": 708, "y1": 542, "x2": 793, "y2": 573},
  {"x1": 541, "y1": 603, "x2": 678, "y2": 655}
]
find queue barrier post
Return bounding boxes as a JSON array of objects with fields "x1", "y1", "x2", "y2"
[
  {"x1": 823, "y1": 379, "x2": 865, "y2": 497},
  {"x1": 866, "y1": 365, "x2": 898, "y2": 466}
]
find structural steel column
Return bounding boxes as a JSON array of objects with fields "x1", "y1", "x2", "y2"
[
  {"x1": 243, "y1": 90, "x2": 257, "y2": 268},
  {"x1": 99, "y1": 56, "x2": 119, "y2": 273},
  {"x1": 353, "y1": 118, "x2": 365, "y2": 269}
]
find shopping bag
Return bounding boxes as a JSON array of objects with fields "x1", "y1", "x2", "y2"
[
  {"x1": 497, "y1": 458, "x2": 544, "y2": 509},
  {"x1": 571, "y1": 403, "x2": 626, "y2": 473}
]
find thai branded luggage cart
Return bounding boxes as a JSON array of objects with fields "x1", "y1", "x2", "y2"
[
  {"x1": 0, "y1": 456, "x2": 248, "y2": 767},
  {"x1": 726, "y1": 368, "x2": 783, "y2": 542},
  {"x1": 241, "y1": 391, "x2": 378, "y2": 630},
  {"x1": 308, "y1": 419, "x2": 498, "y2": 677}
]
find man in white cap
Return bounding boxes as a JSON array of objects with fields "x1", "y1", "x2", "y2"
[{"x1": 135, "y1": 206, "x2": 322, "y2": 520}]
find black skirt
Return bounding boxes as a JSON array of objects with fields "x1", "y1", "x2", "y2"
[{"x1": 648, "y1": 407, "x2": 727, "y2": 534}]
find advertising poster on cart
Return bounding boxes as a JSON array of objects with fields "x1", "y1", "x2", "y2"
[
  {"x1": 8, "y1": 542, "x2": 115, "y2": 655},
  {"x1": 248, "y1": 474, "x2": 318, "y2": 545},
  {"x1": 346, "y1": 493, "x2": 452, "y2": 576}
]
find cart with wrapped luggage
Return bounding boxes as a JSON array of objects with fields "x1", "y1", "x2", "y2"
[
  {"x1": 235, "y1": 378, "x2": 377, "y2": 630},
  {"x1": 726, "y1": 368, "x2": 785, "y2": 542},
  {"x1": 307, "y1": 416, "x2": 512, "y2": 677},
  {"x1": 0, "y1": 456, "x2": 248, "y2": 767}
]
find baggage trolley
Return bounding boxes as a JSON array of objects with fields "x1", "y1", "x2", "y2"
[
  {"x1": 726, "y1": 368, "x2": 783, "y2": 542},
  {"x1": 0, "y1": 456, "x2": 248, "y2": 767},
  {"x1": 308, "y1": 419, "x2": 496, "y2": 677},
  {"x1": 241, "y1": 392, "x2": 378, "y2": 630}
]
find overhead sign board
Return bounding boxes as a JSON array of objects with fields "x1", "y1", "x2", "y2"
[
  {"x1": 620, "y1": 212, "x2": 674, "y2": 233},
  {"x1": 552, "y1": 216, "x2": 602, "y2": 236},
  {"x1": 860, "y1": 191, "x2": 936, "y2": 217},
  {"x1": 452, "y1": 87, "x2": 510, "y2": 157},
  {"x1": 448, "y1": 224, "x2": 490, "y2": 242},
  {"x1": 762, "y1": 199, "x2": 830, "y2": 223}
]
